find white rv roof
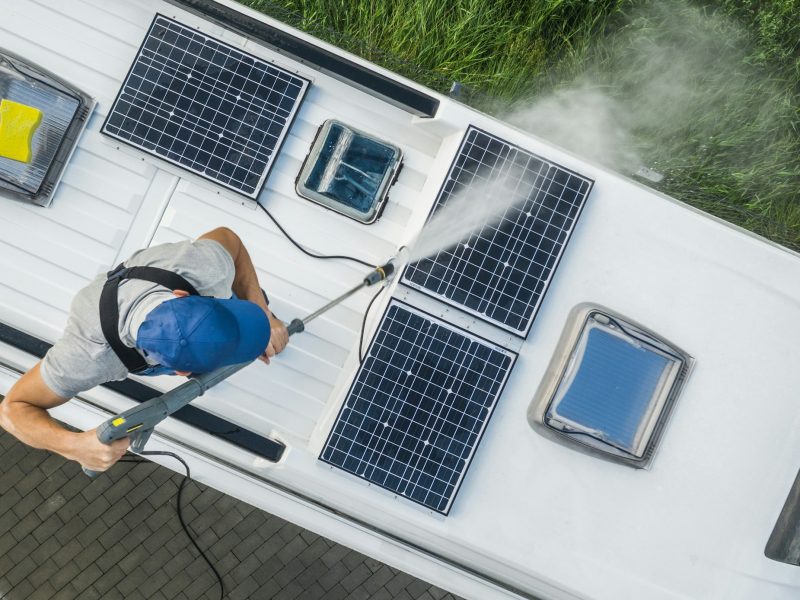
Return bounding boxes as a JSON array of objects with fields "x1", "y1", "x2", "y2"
[{"x1": 1, "y1": 1, "x2": 799, "y2": 599}]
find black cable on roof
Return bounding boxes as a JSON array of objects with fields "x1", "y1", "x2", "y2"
[{"x1": 257, "y1": 202, "x2": 374, "y2": 269}]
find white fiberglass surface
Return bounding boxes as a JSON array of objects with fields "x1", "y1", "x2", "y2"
[{"x1": 1, "y1": 2, "x2": 799, "y2": 600}]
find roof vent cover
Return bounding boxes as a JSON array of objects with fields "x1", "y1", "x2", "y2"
[
  {"x1": 0, "y1": 48, "x2": 94, "y2": 207},
  {"x1": 297, "y1": 119, "x2": 402, "y2": 224},
  {"x1": 529, "y1": 304, "x2": 693, "y2": 467}
]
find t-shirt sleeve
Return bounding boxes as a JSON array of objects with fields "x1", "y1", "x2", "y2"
[
  {"x1": 40, "y1": 331, "x2": 123, "y2": 398},
  {"x1": 181, "y1": 239, "x2": 236, "y2": 298}
]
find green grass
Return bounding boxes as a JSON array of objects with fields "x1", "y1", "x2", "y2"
[{"x1": 237, "y1": 0, "x2": 800, "y2": 249}]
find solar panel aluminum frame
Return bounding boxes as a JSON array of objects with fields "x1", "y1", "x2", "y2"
[
  {"x1": 391, "y1": 285, "x2": 525, "y2": 354},
  {"x1": 102, "y1": 14, "x2": 310, "y2": 200},
  {"x1": 527, "y1": 303, "x2": 694, "y2": 468},
  {"x1": 320, "y1": 299, "x2": 517, "y2": 515},
  {"x1": 401, "y1": 126, "x2": 593, "y2": 338}
]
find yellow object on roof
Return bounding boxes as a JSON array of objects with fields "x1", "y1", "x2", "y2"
[{"x1": 0, "y1": 99, "x2": 43, "y2": 163}]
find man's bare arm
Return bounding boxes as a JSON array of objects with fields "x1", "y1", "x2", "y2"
[
  {"x1": 198, "y1": 227, "x2": 289, "y2": 360},
  {"x1": 0, "y1": 362, "x2": 128, "y2": 470}
]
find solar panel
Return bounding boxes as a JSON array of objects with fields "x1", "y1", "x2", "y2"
[
  {"x1": 102, "y1": 15, "x2": 309, "y2": 198},
  {"x1": 320, "y1": 301, "x2": 515, "y2": 514},
  {"x1": 402, "y1": 127, "x2": 592, "y2": 336}
]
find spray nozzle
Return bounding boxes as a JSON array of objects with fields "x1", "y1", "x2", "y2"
[{"x1": 363, "y1": 246, "x2": 409, "y2": 286}]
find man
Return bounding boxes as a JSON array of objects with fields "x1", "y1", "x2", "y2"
[{"x1": 0, "y1": 227, "x2": 288, "y2": 472}]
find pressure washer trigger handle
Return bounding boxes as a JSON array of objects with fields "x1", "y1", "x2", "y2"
[
  {"x1": 287, "y1": 318, "x2": 305, "y2": 336},
  {"x1": 129, "y1": 427, "x2": 153, "y2": 454},
  {"x1": 82, "y1": 419, "x2": 120, "y2": 478}
]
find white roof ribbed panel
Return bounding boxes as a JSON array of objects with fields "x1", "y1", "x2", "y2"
[
  {"x1": 0, "y1": 0, "x2": 448, "y2": 447},
  {"x1": 1, "y1": 1, "x2": 799, "y2": 599}
]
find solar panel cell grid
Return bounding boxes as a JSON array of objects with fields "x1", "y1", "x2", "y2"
[
  {"x1": 403, "y1": 127, "x2": 592, "y2": 335},
  {"x1": 103, "y1": 15, "x2": 308, "y2": 198},
  {"x1": 321, "y1": 302, "x2": 515, "y2": 514}
]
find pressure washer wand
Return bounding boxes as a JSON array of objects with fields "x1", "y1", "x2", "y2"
[
  {"x1": 83, "y1": 257, "x2": 401, "y2": 478},
  {"x1": 285, "y1": 259, "x2": 396, "y2": 335}
]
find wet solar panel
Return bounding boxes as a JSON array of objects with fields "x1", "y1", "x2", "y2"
[
  {"x1": 320, "y1": 301, "x2": 515, "y2": 514},
  {"x1": 102, "y1": 15, "x2": 309, "y2": 198},
  {"x1": 402, "y1": 127, "x2": 592, "y2": 336}
]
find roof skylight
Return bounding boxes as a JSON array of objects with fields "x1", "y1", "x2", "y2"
[
  {"x1": 297, "y1": 120, "x2": 402, "y2": 224},
  {"x1": 0, "y1": 48, "x2": 93, "y2": 207},
  {"x1": 529, "y1": 304, "x2": 693, "y2": 467}
]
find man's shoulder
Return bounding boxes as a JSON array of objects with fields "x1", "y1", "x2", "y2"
[
  {"x1": 127, "y1": 238, "x2": 229, "y2": 267},
  {"x1": 41, "y1": 329, "x2": 126, "y2": 398},
  {"x1": 127, "y1": 238, "x2": 235, "y2": 297},
  {"x1": 68, "y1": 275, "x2": 107, "y2": 337}
]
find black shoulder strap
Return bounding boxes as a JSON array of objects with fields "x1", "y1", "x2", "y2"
[
  {"x1": 99, "y1": 263, "x2": 201, "y2": 373},
  {"x1": 121, "y1": 266, "x2": 200, "y2": 297}
]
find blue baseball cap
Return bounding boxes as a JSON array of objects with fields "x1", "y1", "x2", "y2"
[{"x1": 136, "y1": 296, "x2": 270, "y2": 373}]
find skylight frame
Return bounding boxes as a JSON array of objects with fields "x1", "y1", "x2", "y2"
[
  {"x1": 528, "y1": 303, "x2": 694, "y2": 468},
  {"x1": 296, "y1": 119, "x2": 402, "y2": 224},
  {"x1": 0, "y1": 47, "x2": 94, "y2": 207}
]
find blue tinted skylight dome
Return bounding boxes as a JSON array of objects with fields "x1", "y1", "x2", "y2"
[{"x1": 529, "y1": 304, "x2": 693, "y2": 467}]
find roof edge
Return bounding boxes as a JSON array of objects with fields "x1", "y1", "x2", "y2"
[{"x1": 163, "y1": 0, "x2": 440, "y2": 118}]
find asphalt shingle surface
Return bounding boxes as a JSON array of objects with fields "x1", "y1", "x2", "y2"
[{"x1": 0, "y1": 427, "x2": 464, "y2": 600}]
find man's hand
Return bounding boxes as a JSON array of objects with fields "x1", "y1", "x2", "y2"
[
  {"x1": 0, "y1": 362, "x2": 130, "y2": 470},
  {"x1": 261, "y1": 311, "x2": 289, "y2": 364},
  {"x1": 71, "y1": 430, "x2": 130, "y2": 472}
]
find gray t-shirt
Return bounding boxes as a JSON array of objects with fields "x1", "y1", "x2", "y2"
[{"x1": 40, "y1": 239, "x2": 235, "y2": 398}]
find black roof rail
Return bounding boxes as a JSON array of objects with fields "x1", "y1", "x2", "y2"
[
  {"x1": 0, "y1": 322, "x2": 284, "y2": 462},
  {"x1": 165, "y1": 0, "x2": 440, "y2": 118}
]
